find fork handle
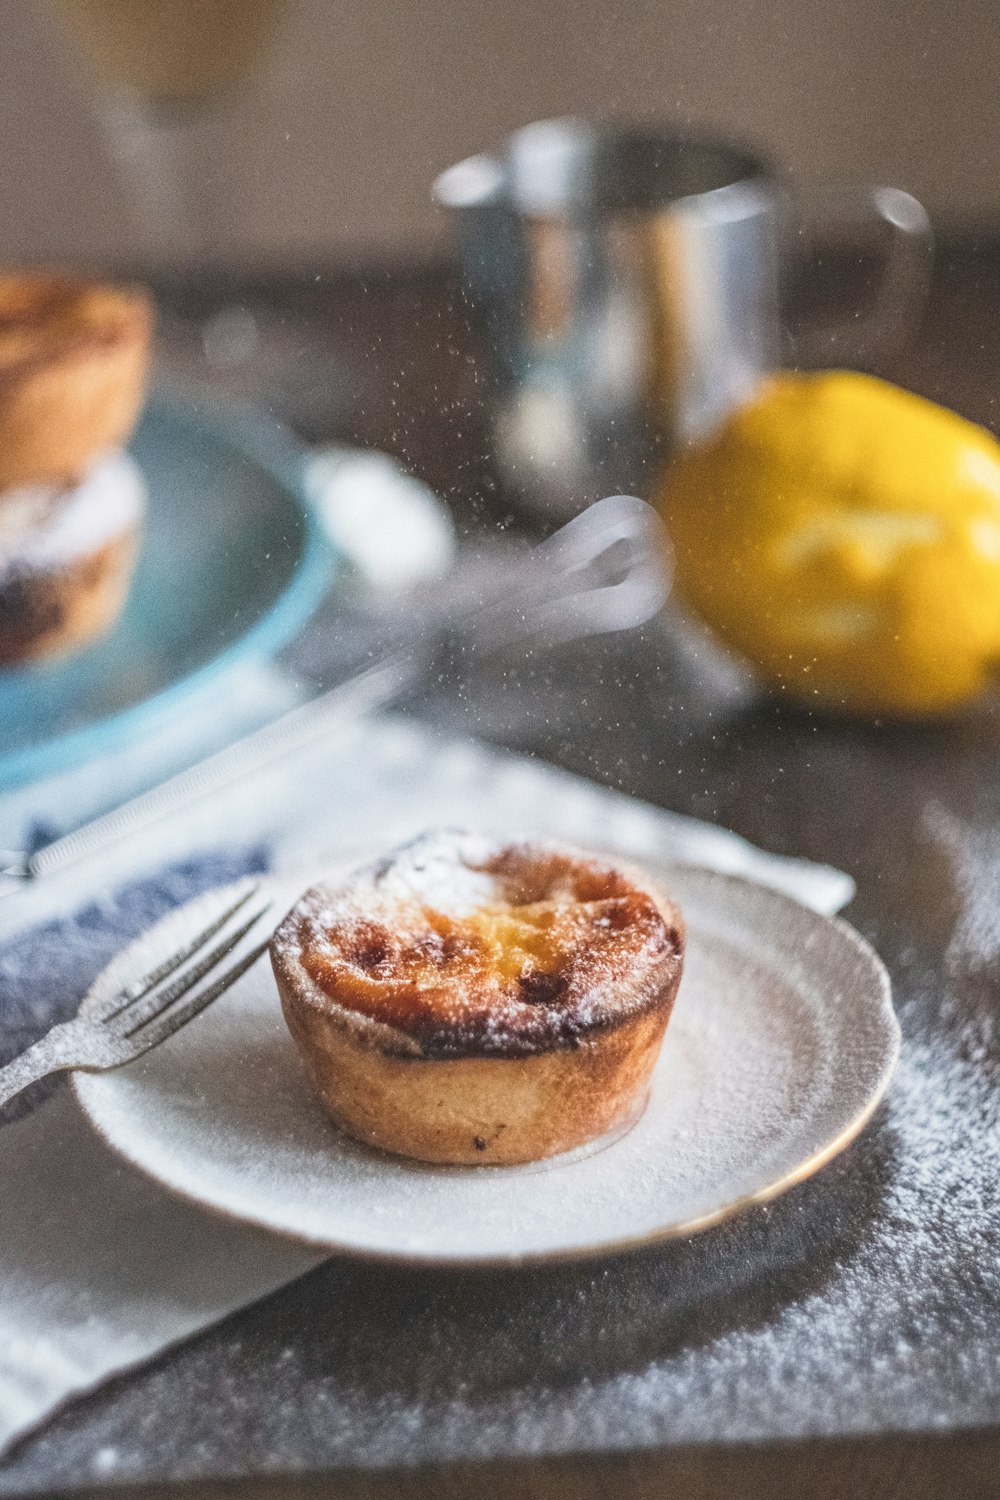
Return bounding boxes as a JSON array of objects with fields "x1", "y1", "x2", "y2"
[{"x1": 0, "y1": 1025, "x2": 77, "y2": 1110}]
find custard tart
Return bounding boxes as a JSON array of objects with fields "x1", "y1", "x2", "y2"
[
  {"x1": 0, "y1": 452, "x2": 144, "y2": 664},
  {"x1": 271, "y1": 830, "x2": 685, "y2": 1165},
  {"x1": 0, "y1": 272, "x2": 152, "y2": 491}
]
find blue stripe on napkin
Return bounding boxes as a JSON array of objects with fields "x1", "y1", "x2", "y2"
[{"x1": 0, "y1": 847, "x2": 269, "y2": 1125}]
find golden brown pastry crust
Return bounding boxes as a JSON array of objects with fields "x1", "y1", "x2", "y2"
[
  {"x1": 0, "y1": 273, "x2": 152, "y2": 491},
  {"x1": 0, "y1": 530, "x2": 137, "y2": 665},
  {"x1": 271, "y1": 832, "x2": 685, "y2": 1165}
]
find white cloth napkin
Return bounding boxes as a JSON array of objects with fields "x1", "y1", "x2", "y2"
[
  {"x1": 0, "y1": 715, "x2": 853, "y2": 1461},
  {"x1": 0, "y1": 664, "x2": 302, "y2": 874}
]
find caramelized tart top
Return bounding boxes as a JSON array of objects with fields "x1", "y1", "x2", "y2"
[
  {"x1": 0, "y1": 273, "x2": 152, "y2": 385},
  {"x1": 272, "y1": 830, "x2": 685, "y2": 1058}
]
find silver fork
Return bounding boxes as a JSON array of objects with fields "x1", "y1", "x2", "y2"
[{"x1": 0, "y1": 885, "x2": 273, "y2": 1109}]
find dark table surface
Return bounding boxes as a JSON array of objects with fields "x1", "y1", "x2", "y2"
[{"x1": 3, "y1": 238, "x2": 1000, "y2": 1500}]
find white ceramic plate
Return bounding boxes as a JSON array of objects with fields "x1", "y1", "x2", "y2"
[{"x1": 73, "y1": 863, "x2": 899, "y2": 1266}]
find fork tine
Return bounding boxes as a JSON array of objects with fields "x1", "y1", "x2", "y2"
[
  {"x1": 126, "y1": 937, "x2": 272, "y2": 1054},
  {"x1": 94, "y1": 884, "x2": 261, "y2": 1023},
  {"x1": 115, "y1": 903, "x2": 272, "y2": 1037}
]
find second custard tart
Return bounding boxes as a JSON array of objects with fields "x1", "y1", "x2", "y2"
[{"x1": 0, "y1": 272, "x2": 153, "y2": 492}]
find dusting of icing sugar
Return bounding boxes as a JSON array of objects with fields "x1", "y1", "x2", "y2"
[
  {"x1": 925, "y1": 804, "x2": 1000, "y2": 981},
  {"x1": 0, "y1": 452, "x2": 145, "y2": 580},
  {"x1": 369, "y1": 828, "x2": 502, "y2": 916},
  {"x1": 272, "y1": 829, "x2": 683, "y2": 1058}
]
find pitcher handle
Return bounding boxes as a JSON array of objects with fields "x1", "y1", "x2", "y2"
[{"x1": 785, "y1": 185, "x2": 934, "y2": 368}]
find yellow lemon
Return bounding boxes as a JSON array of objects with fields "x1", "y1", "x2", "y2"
[{"x1": 657, "y1": 370, "x2": 1000, "y2": 716}]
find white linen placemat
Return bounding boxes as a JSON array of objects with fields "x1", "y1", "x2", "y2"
[{"x1": 0, "y1": 715, "x2": 853, "y2": 1461}]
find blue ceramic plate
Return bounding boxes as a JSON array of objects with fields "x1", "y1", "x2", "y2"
[{"x1": 0, "y1": 392, "x2": 333, "y2": 790}]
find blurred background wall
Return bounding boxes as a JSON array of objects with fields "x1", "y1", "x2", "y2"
[{"x1": 0, "y1": 0, "x2": 996, "y2": 269}]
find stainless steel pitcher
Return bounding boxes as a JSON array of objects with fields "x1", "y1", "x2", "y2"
[{"x1": 434, "y1": 119, "x2": 932, "y2": 519}]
